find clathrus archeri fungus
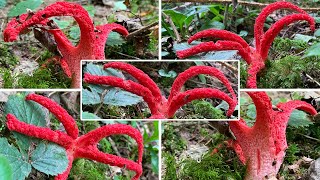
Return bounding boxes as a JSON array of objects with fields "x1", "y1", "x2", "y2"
[
  {"x1": 227, "y1": 92, "x2": 317, "y2": 179},
  {"x1": 6, "y1": 94, "x2": 143, "y2": 180},
  {"x1": 3, "y1": 2, "x2": 129, "y2": 88},
  {"x1": 176, "y1": 2, "x2": 315, "y2": 88},
  {"x1": 84, "y1": 62, "x2": 238, "y2": 119}
]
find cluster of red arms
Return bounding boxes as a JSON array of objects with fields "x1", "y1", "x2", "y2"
[{"x1": 3, "y1": 1, "x2": 318, "y2": 180}]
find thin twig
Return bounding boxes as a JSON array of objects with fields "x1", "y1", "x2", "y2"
[
  {"x1": 304, "y1": 73, "x2": 320, "y2": 87},
  {"x1": 111, "y1": 51, "x2": 141, "y2": 59},
  {"x1": 162, "y1": 0, "x2": 320, "y2": 12},
  {"x1": 94, "y1": 89, "x2": 108, "y2": 115},
  {"x1": 298, "y1": 133, "x2": 320, "y2": 142},
  {"x1": 216, "y1": 61, "x2": 238, "y2": 74},
  {"x1": 126, "y1": 21, "x2": 158, "y2": 40},
  {"x1": 108, "y1": 137, "x2": 122, "y2": 156},
  {"x1": 162, "y1": 12, "x2": 181, "y2": 42}
]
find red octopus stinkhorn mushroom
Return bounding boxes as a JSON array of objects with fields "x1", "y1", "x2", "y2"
[
  {"x1": 83, "y1": 62, "x2": 238, "y2": 119},
  {"x1": 6, "y1": 94, "x2": 143, "y2": 180},
  {"x1": 3, "y1": 2, "x2": 129, "y2": 88},
  {"x1": 176, "y1": 2, "x2": 315, "y2": 88},
  {"x1": 228, "y1": 91, "x2": 317, "y2": 179}
]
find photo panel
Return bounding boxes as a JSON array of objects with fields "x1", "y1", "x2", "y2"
[
  {"x1": 81, "y1": 60, "x2": 239, "y2": 120},
  {"x1": 161, "y1": 0, "x2": 320, "y2": 89},
  {"x1": 0, "y1": 90, "x2": 159, "y2": 180},
  {"x1": 0, "y1": 0, "x2": 159, "y2": 89},
  {"x1": 161, "y1": 90, "x2": 320, "y2": 179}
]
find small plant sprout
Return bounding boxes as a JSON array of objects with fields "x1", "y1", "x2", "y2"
[
  {"x1": 6, "y1": 94, "x2": 143, "y2": 180},
  {"x1": 228, "y1": 92, "x2": 317, "y2": 179},
  {"x1": 3, "y1": 2, "x2": 129, "y2": 88},
  {"x1": 176, "y1": 2, "x2": 315, "y2": 88},
  {"x1": 84, "y1": 62, "x2": 237, "y2": 119}
]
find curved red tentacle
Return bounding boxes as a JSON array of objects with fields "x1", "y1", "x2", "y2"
[
  {"x1": 247, "y1": 92, "x2": 274, "y2": 128},
  {"x1": 176, "y1": 41, "x2": 252, "y2": 63},
  {"x1": 3, "y1": 2, "x2": 94, "y2": 51},
  {"x1": 26, "y1": 94, "x2": 79, "y2": 139},
  {"x1": 254, "y1": 1, "x2": 307, "y2": 51},
  {"x1": 6, "y1": 114, "x2": 73, "y2": 148},
  {"x1": 94, "y1": 24, "x2": 129, "y2": 59},
  {"x1": 83, "y1": 73, "x2": 159, "y2": 116},
  {"x1": 167, "y1": 88, "x2": 237, "y2": 118},
  {"x1": 168, "y1": 66, "x2": 237, "y2": 104},
  {"x1": 274, "y1": 100, "x2": 317, "y2": 154},
  {"x1": 76, "y1": 124, "x2": 143, "y2": 180},
  {"x1": 259, "y1": 14, "x2": 315, "y2": 60},
  {"x1": 104, "y1": 62, "x2": 162, "y2": 102},
  {"x1": 187, "y1": 29, "x2": 250, "y2": 50}
]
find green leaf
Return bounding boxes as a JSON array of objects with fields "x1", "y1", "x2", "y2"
[
  {"x1": 239, "y1": 30, "x2": 248, "y2": 37},
  {"x1": 106, "y1": 32, "x2": 126, "y2": 46},
  {"x1": 293, "y1": 34, "x2": 315, "y2": 43},
  {"x1": 83, "y1": 5, "x2": 95, "y2": 17},
  {"x1": 288, "y1": 110, "x2": 313, "y2": 128},
  {"x1": 84, "y1": 63, "x2": 124, "y2": 78},
  {"x1": 103, "y1": 88, "x2": 143, "y2": 106},
  {"x1": 158, "y1": 69, "x2": 177, "y2": 78},
  {"x1": 314, "y1": 29, "x2": 320, "y2": 37},
  {"x1": 82, "y1": 111, "x2": 101, "y2": 120},
  {"x1": 144, "y1": 121, "x2": 159, "y2": 144},
  {"x1": 150, "y1": 150, "x2": 159, "y2": 174},
  {"x1": 0, "y1": 138, "x2": 31, "y2": 180},
  {"x1": 31, "y1": 142, "x2": 68, "y2": 175},
  {"x1": 114, "y1": 1, "x2": 127, "y2": 10},
  {"x1": 69, "y1": 26, "x2": 80, "y2": 40},
  {"x1": 163, "y1": 10, "x2": 187, "y2": 31},
  {"x1": 0, "y1": 155, "x2": 13, "y2": 180},
  {"x1": 302, "y1": 42, "x2": 320, "y2": 58},
  {"x1": 194, "y1": 61, "x2": 206, "y2": 83},
  {"x1": 246, "y1": 104, "x2": 256, "y2": 119},
  {"x1": 0, "y1": 0, "x2": 6, "y2": 9},
  {"x1": 4, "y1": 93, "x2": 47, "y2": 153},
  {"x1": 82, "y1": 88, "x2": 101, "y2": 105},
  {"x1": 8, "y1": 0, "x2": 43, "y2": 17},
  {"x1": 52, "y1": 19, "x2": 71, "y2": 29}
]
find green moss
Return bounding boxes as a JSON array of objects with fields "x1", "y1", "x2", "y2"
[
  {"x1": 1, "y1": 69, "x2": 14, "y2": 88},
  {"x1": 69, "y1": 159, "x2": 108, "y2": 180},
  {"x1": 258, "y1": 55, "x2": 320, "y2": 88},
  {"x1": 285, "y1": 143, "x2": 300, "y2": 164},
  {"x1": 162, "y1": 124, "x2": 187, "y2": 155},
  {"x1": 272, "y1": 38, "x2": 307, "y2": 59},
  {"x1": 179, "y1": 153, "x2": 246, "y2": 180},
  {"x1": 16, "y1": 67, "x2": 71, "y2": 88},
  {"x1": 191, "y1": 100, "x2": 226, "y2": 119},
  {"x1": 163, "y1": 153, "x2": 178, "y2": 180},
  {"x1": 0, "y1": 43, "x2": 18, "y2": 67}
]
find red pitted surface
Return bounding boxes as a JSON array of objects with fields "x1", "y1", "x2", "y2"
[
  {"x1": 6, "y1": 94, "x2": 143, "y2": 180},
  {"x1": 104, "y1": 62, "x2": 162, "y2": 101},
  {"x1": 167, "y1": 88, "x2": 237, "y2": 117},
  {"x1": 229, "y1": 92, "x2": 316, "y2": 179},
  {"x1": 254, "y1": 1, "x2": 307, "y2": 51}
]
